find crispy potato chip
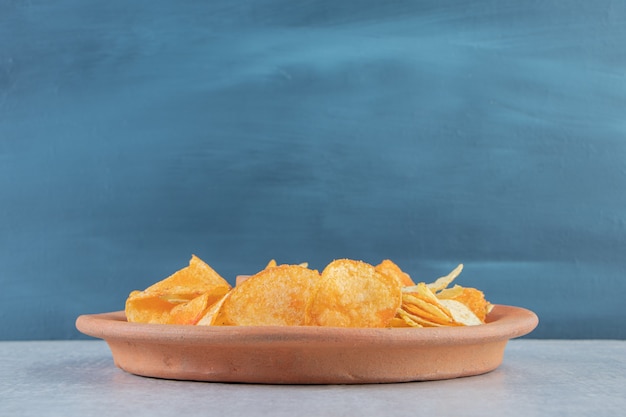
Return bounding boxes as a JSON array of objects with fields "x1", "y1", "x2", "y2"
[
  {"x1": 305, "y1": 259, "x2": 402, "y2": 328},
  {"x1": 438, "y1": 286, "x2": 493, "y2": 322},
  {"x1": 398, "y1": 279, "x2": 474, "y2": 327},
  {"x1": 401, "y1": 306, "x2": 447, "y2": 326},
  {"x1": 394, "y1": 310, "x2": 423, "y2": 327},
  {"x1": 214, "y1": 264, "x2": 320, "y2": 326},
  {"x1": 403, "y1": 282, "x2": 444, "y2": 307},
  {"x1": 237, "y1": 261, "x2": 310, "y2": 287},
  {"x1": 375, "y1": 259, "x2": 415, "y2": 287},
  {"x1": 167, "y1": 292, "x2": 215, "y2": 325},
  {"x1": 435, "y1": 285, "x2": 464, "y2": 300},
  {"x1": 125, "y1": 255, "x2": 492, "y2": 329},
  {"x1": 438, "y1": 299, "x2": 483, "y2": 326},
  {"x1": 196, "y1": 293, "x2": 230, "y2": 326},
  {"x1": 124, "y1": 296, "x2": 175, "y2": 324},
  {"x1": 265, "y1": 259, "x2": 309, "y2": 269},
  {"x1": 125, "y1": 255, "x2": 231, "y2": 324},
  {"x1": 427, "y1": 264, "x2": 464, "y2": 293},
  {"x1": 131, "y1": 254, "x2": 231, "y2": 302},
  {"x1": 389, "y1": 317, "x2": 413, "y2": 327},
  {"x1": 397, "y1": 308, "x2": 453, "y2": 327},
  {"x1": 401, "y1": 295, "x2": 455, "y2": 325}
]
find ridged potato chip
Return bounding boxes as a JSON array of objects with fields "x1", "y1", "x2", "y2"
[
  {"x1": 401, "y1": 293, "x2": 456, "y2": 326},
  {"x1": 427, "y1": 264, "x2": 464, "y2": 293},
  {"x1": 305, "y1": 259, "x2": 402, "y2": 328},
  {"x1": 214, "y1": 264, "x2": 320, "y2": 326},
  {"x1": 437, "y1": 286, "x2": 493, "y2": 322},
  {"x1": 393, "y1": 264, "x2": 492, "y2": 327}
]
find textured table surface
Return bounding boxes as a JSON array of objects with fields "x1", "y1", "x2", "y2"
[{"x1": 1, "y1": 340, "x2": 624, "y2": 417}]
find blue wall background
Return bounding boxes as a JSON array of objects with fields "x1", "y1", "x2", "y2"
[{"x1": 1, "y1": 0, "x2": 625, "y2": 340}]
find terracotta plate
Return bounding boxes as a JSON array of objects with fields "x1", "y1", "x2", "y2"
[{"x1": 75, "y1": 304, "x2": 538, "y2": 384}]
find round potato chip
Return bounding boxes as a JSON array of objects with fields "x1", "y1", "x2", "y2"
[
  {"x1": 375, "y1": 259, "x2": 415, "y2": 287},
  {"x1": 214, "y1": 264, "x2": 320, "y2": 326},
  {"x1": 305, "y1": 259, "x2": 402, "y2": 328}
]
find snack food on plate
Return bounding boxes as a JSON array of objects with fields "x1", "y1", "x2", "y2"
[
  {"x1": 125, "y1": 255, "x2": 231, "y2": 325},
  {"x1": 305, "y1": 259, "x2": 402, "y2": 328},
  {"x1": 211, "y1": 264, "x2": 320, "y2": 326},
  {"x1": 125, "y1": 256, "x2": 492, "y2": 328}
]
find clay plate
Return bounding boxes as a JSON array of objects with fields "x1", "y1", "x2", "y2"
[{"x1": 76, "y1": 304, "x2": 537, "y2": 384}]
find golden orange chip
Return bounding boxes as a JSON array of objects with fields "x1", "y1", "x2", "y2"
[
  {"x1": 397, "y1": 309, "x2": 445, "y2": 328},
  {"x1": 427, "y1": 264, "x2": 464, "y2": 293},
  {"x1": 403, "y1": 282, "x2": 444, "y2": 306},
  {"x1": 124, "y1": 296, "x2": 174, "y2": 324},
  {"x1": 401, "y1": 302, "x2": 429, "y2": 319},
  {"x1": 375, "y1": 259, "x2": 415, "y2": 287},
  {"x1": 401, "y1": 295, "x2": 455, "y2": 325},
  {"x1": 435, "y1": 285, "x2": 464, "y2": 299},
  {"x1": 131, "y1": 254, "x2": 231, "y2": 302},
  {"x1": 264, "y1": 259, "x2": 309, "y2": 270},
  {"x1": 237, "y1": 261, "x2": 310, "y2": 287},
  {"x1": 438, "y1": 286, "x2": 492, "y2": 322},
  {"x1": 196, "y1": 293, "x2": 230, "y2": 326},
  {"x1": 305, "y1": 259, "x2": 402, "y2": 328},
  {"x1": 397, "y1": 308, "x2": 448, "y2": 327},
  {"x1": 125, "y1": 255, "x2": 231, "y2": 324},
  {"x1": 389, "y1": 317, "x2": 413, "y2": 328},
  {"x1": 167, "y1": 292, "x2": 215, "y2": 325},
  {"x1": 124, "y1": 255, "x2": 492, "y2": 329},
  {"x1": 438, "y1": 299, "x2": 483, "y2": 326},
  {"x1": 214, "y1": 264, "x2": 320, "y2": 326}
]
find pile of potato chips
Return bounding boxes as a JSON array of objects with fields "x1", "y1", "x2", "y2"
[{"x1": 125, "y1": 255, "x2": 493, "y2": 328}]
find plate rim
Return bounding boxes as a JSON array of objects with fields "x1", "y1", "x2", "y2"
[{"x1": 76, "y1": 304, "x2": 538, "y2": 346}]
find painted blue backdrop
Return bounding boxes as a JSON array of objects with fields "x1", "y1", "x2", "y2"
[{"x1": 1, "y1": 0, "x2": 625, "y2": 339}]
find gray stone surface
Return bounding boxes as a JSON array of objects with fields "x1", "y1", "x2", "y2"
[{"x1": 1, "y1": 340, "x2": 625, "y2": 416}]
